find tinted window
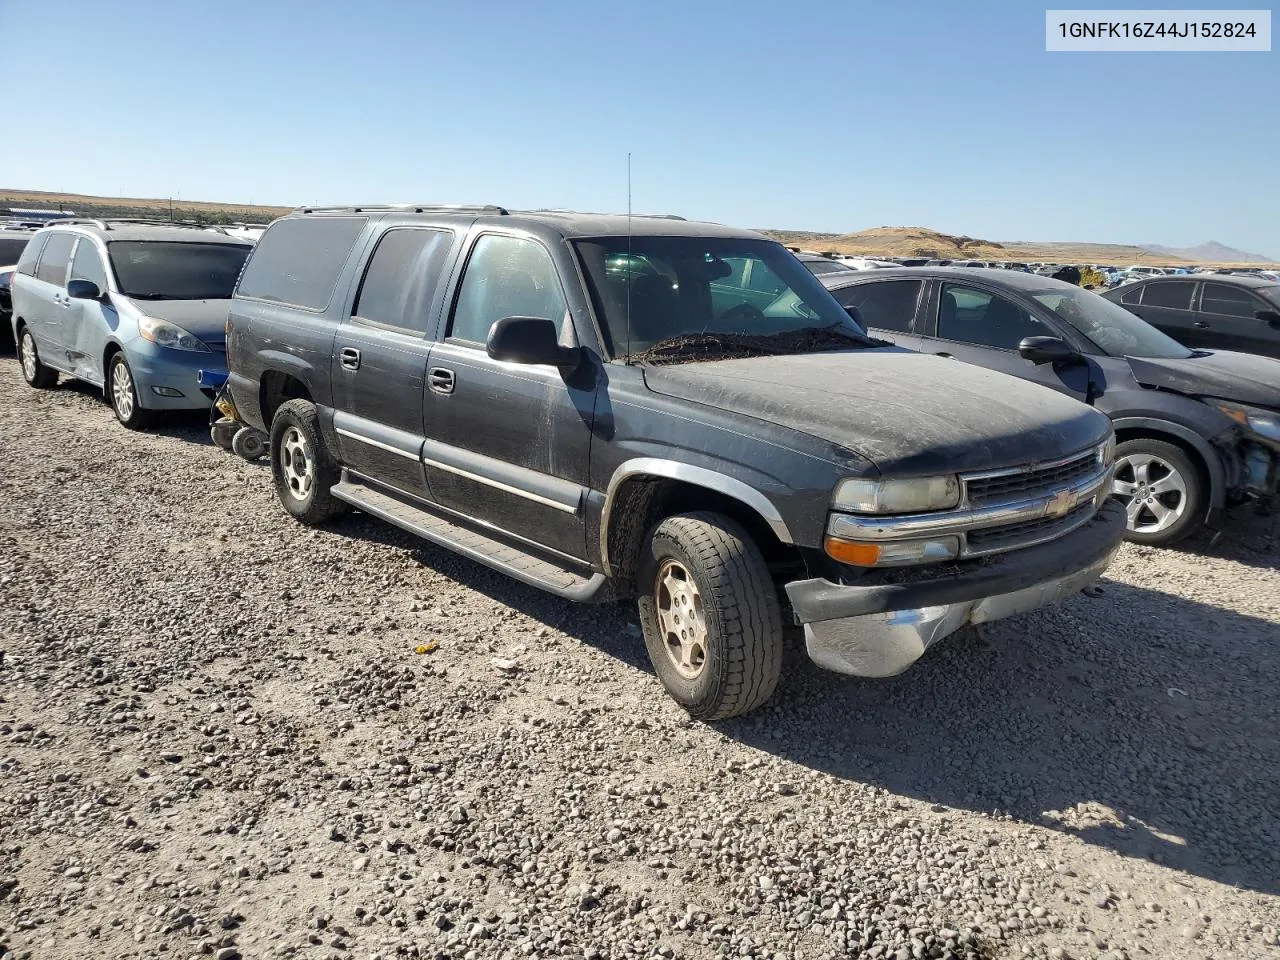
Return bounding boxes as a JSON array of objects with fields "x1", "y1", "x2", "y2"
[
  {"x1": 450, "y1": 235, "x2": 568, "y2": 344},
  {"x1": 802, "y1": 259, "x2": 851, "y2": 276},
  {"x1": 937, "y1": 283, "x2": 1049, "y2": 349},
  {"x1": 35, "y1": 232, "x2": 74, "y2": 286},
  {"x1": 352, "y1": 228, "x2": 454, "y2": 334},
  {"x1": 1200, "y1": 282, "x2": 1264, "y2": 319},
  {"x1": 15, "y1": 234, "x2": 45, "y2": 276},
  {"x1": 831, "y1": 280, "x2": 921, "y2": 333},
  {"x1": 1119, "y1": 284, "x2": 1143, "y2": 304},
  {"x1": 108, "y1": 243, "x2": 251, "y2": 300},
  {"x1": 70, "y1": 240, "x2": 110, "y2": 291},
  {"x1": 0, "y1": 237, "x2": 30, "y2": 264},
  {"x1": 237, "y1": 216, "x2": 367, "y2": 310},
  {"x1": 1141, "y1": 281, "x2": 1194, "y2": 310}
]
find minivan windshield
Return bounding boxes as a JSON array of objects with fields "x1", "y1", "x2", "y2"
[
  {"x1": 108, "y1": 241, "x2": 251, "y2": 300},
  {"x1": 573, "y1": 237, "x2": 871, "y2": 362},
  {"x1": 1031, "y1": 288, "x2": 1193, "y2": 359}
]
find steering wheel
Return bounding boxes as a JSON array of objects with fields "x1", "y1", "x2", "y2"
[{"x1": 719, "y1": 302, "x2": 767, "y2": 325}]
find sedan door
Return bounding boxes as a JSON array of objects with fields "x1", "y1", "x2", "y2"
[
  {"x1": 1125, "y1": 279, "x2": 1203, "y2": 347},
  {"x1": 1195, "y1": 281, "x2": 1280, "y2": 358},
  {"x1": 825, "y1": 278, "x2": 927, "y2": 349}
]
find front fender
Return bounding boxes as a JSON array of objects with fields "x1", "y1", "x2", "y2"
[{"x1": 1112, "y1": 416, "x2": 1232, "y2": 513}]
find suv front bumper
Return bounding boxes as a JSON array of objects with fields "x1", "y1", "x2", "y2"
[{"x1": 785, "y1": 499, "x2": 1126, "y2": 677}]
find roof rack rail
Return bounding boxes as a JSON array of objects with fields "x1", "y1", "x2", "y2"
[
  {"x1": 48, "y1": 217, "x2": 233, "y2": 235},
  {"x1": 295, "y1": 203, "x2": 510, "y2": 216},
  {"x1": 523, "y1": 208, "x2": 687, "y2": 220},
  {"x1": 45, "y1": 217, "x2": 110, "y2": 230}
]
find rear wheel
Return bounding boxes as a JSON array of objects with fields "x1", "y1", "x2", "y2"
[
  {"x1": 636, "y1": 512, "x2": 783, "y2": 720},
  {"x1": 18, "y1": 327, "x2": 57, "y2": 389},
  {"x1": 269, "y1": 398, "x2": 346, "y2": 525},
  {"x1": 108, "y1": 353, "x2": 155, "y2": 430},
  {"x1": 1112, "y1": 439, "x2": 1203, "y2": 546}
]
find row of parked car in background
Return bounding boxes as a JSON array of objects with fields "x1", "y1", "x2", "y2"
[{"x1": 1, "y1": 208, "x2": 1276, "y2": 718}]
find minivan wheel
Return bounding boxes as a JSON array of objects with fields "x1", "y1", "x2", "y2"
[
  {"x1": 636, "y1": 512, "x2": 784, "y2": 720},
  {"x1": 269, "y1": 398, "x2": 346, "y2": 525},
  {"x1": 1112, "y1": 439, "x2": 1203, "y2": 546},
  {"x1": 108, "y1": 353, "x2": 155, "y2": 429},
  {"x1": 18, "y1": 328, "x2": 57, "y2": 389}
]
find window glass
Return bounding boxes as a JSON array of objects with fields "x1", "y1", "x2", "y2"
[
  {"x1": 236, "y1": 216, "x2": 367, "y2": 310},
  {"x1": 1140, "y1": 281, "x2": 1194, "y2": 310},
  {"x1": 1119, "y1": 284, "x2": 1143, "y2": 304},
  {"x1": 1031, "y1": 289, "x2": 1190, "y2": 359},
  {"x1": 352, "y1": 228, "x2": 454, "y2": 334},
  {"x1": 35, "y1": 232, "x2": 74, "y2": 286},
  {"x1": 449, "y1": 235, "x2": 568, "y2": 344},
  {"x1": 1200, "y1": 282, "x2": 1263, "y2": 319},
  {"x1": 15, "y1": 234, "x2": 46, "y2": 276},
  {"x1": 802, "y1": 259, "x2": 851, "y2": 276},
  {"x1": 108, "y1": 242, "x2": 251, "y2": 300},
  {"x1": 70, "y1": 240, "x2": 109, "y2": 291},
  {"x1": 830, "y1": 280, "x2": 921, "y2": 333},
  {"x1": 937, "y1": 283, "x2": 1048, "y2": 349},
  {"x1": 0, "y1": 237, "x2": 29, "y2": 264}
]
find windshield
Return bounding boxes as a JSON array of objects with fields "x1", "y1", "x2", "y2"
[
  {"x1": 803, "y1": 258, "x2": 854, "y2": 276},
  {"x1": 1031, "y1": 288, "x2": 1193, "y2": 359},
  {"x1": 108, "y1": 241, "x2": 251, "y2": 300},
  {"x1": 573, "y1": 236, "x2": 866, "y2": 359}
]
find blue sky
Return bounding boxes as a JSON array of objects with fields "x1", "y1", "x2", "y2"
[{"x1": 2, "y1": 1, "x2": 1276, "y2": 255}]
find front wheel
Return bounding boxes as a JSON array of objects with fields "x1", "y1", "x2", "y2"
[
  {"x1": 1111, "y1": 439, "x2": 1204, "y2": 546},
  {"x1": 108, "y1": 353, "x2": 155, "y2": 429},
  {"x1": 636, "y1": 512, "x2": 784, "y2": 720},
  {"x1": 269, "y1": 398, "x2": 346, "y2": 525},
  {"x1": 18, "y1": 328, "x2": 57, "y2": 389}
]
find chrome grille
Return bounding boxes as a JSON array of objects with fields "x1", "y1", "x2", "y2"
[
  {"x1": 965, "y1": 451, "x2": 1098, "y2": 506},
  {"x1": 965, "y1": 502, "x2": 1095, "y2": 555}
]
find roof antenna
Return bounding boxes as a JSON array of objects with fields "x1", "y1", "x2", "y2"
[{"x1": 625, "y1": 152, "x2": 633, "y2": 364}]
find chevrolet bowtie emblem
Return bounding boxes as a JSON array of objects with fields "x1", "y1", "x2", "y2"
[{"x1": 1045, "y1": 488, "x2": 1077, "y2": 518}]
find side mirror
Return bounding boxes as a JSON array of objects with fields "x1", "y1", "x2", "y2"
[
  {"x1": 486, "y1": 316, "x2": 580, "y2": 370},
  {"x1": 1256, "y1": 309, "x2": 1280, "y2": 329},
  {"x1": 1019, "y1": 335, "x2": 1081, "y2": 365},
  {"x1": 67, "y1": 278, "x2": 102, "y2": 301}
]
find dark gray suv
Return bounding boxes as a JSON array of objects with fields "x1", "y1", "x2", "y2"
[{"x1": 227, "y1": 205, "x2": 1124, "y2": 718}]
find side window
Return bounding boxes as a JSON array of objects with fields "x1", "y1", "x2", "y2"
[
  {"x1": 1200, "y1": 282, "x2": 1264, "y2": 319},
  {"x1": 449, "y1": 235, "x2": 568, "y2": 345},
  {"x1": 35, "y1": 232, "x2": 74, "y2": 286},
  {"x1": 1120, "y1": 284, "x2": 1144, "y2": 305},
  {"x1": 830, "y1": 280, "x2": 921, "y2": 333},
  {"x1": 70, "y1": 240, "x2": 109, "y2": 291},
  {"x1": 351, "y1": 228, "x2": 454, "y2": 335},
  {"x1": 236, "y1": 216, "x2": 368, "y2": 310},
  {"x1": 1140, "y1": 281, "x2": 1194, "y2": 310},
  {"x1": 937, "y1": 283, "x2": 1047, "y2": 349},
  {"x1": 15, "y1": 234, "x2": 46, "y2": 276},
  {"x1": 743, "y1": 260, "x2": 787, "y2": 297}
]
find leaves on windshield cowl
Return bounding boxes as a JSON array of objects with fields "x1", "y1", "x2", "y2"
[{"x1": 632, "y1": 327, "x2": 882, "y2": 365}]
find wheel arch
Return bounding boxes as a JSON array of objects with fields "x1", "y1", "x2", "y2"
[
  {"x1": 259, "y1": 369, "x2": 313, "y2": 428},
  {"x1": 1112, "y1": 417, "x2": 1225, "y2": 513}
]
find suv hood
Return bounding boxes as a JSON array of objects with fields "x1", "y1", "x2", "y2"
[
  {"x1": 112, "y1": 295, "x2": 231, "y2": 344},
  {"x1": 642, "y1": 349, "x2": 1110, "y2": 475},
  {"x1": 1126, "y1": 350, "x2": 1280, "y2": 409}
]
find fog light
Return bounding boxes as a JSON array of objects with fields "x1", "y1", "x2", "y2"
[
  {"x1": 825, "y1": 535, "x2": 960, "y2": 567},
  {"x1": 151, "y1": 386, "x2": 184, "y2": 397}
]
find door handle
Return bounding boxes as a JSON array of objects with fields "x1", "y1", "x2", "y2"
[
  {"x1": 1193, "y1": 321, "x2": 1209, "y2": 329},
  {"x1": 428, "y1": 367, "x2": 455, "y2": 395},
  {"x1": 339, "y1": 346, "x2": 361, "y2": 371}
]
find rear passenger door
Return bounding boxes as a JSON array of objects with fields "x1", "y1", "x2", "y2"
[
  {"x1": 329, "y1": 227, "x2": 459, "y2": 499},
  {"x1": 1196, "y1": 282, "x2": 1280, "y2": 357},
  {"x1": 28, "y1": 231, "x2": 76, "y2": 360},
  {"x1": 826, "y1": 279, "x2": 926, "y2": 349},
  {"x1": 422, "y1": 232, "x2": 596, "y2": 561},
  {"x1": 1125, "y1": 280, "x2": 1201, "y2": 346}
]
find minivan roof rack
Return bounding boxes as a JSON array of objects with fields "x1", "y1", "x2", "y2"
[
  {"x1": 46, "y1": 218, "x2": 110, "y2": 230},
  {"x1": 45, "y1": 217, "x2": 232, "y2": 235},
  {"x1": 295, "y1": 203, "x2": 510, "y2": 216}
]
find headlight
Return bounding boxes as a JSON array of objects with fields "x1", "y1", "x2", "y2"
[
  {"x1": 832, "y1": 475, "x2": 960, "y2": 514},
  {"x1": 1206, "y1": 399, "x2": 1280, "y2": 443},
  {"x1": 1098, "y1": 433, "x2": 1116, "y2": 468},
  {"x1": 138, "y1": 316, "x2": 211, "y2": 353}
]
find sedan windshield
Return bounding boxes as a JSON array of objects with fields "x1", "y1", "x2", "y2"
[
  {"x1": 108, "y1": 242, "x2": 251, "y2": 300},
  {"x1": 1031, "y1": 288, "x2": 1193, "y2": 359},
  {"x1": 573, "y1": 236, "x2": 868, "y2": 361}
]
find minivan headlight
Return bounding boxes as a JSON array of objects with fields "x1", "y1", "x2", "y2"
[
  {"x1": 138, "y1": 316, "x2": 211, "y2": 353},
  {"x1": 1206, "y1": 399, "x2": 1280, "y2": 443},
  {"x1": 832, "y1": 475, "x2": 961, "y2": 515}
]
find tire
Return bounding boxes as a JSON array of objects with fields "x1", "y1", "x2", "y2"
[
  {"x1": 1112, "y1": 438, "x2": 1204, "y2": 546},
  {"x1": 107, "y1": 353, "x2": 155, "y2": 430},
  {"x1": 17, "y1": 327, "x2": 57, "y2": 389},
  {"x1": 231, "y1": 426, "x2": 267, "y2": 461},
  {"x1": 269, "y1": 398, "x2": 346, "y2": 525},
  {"x1": 210, "y1": 417, "x2": 238, "y2": 451},
  {"x1": 636, "y1": 511, "x2": 784, "y2": 720}
]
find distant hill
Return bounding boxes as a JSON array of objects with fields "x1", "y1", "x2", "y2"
[
  {"x1": 1141, "y1": 241, "x2": 1274, "y2": 263},
  {"x1": 0, "y1": 188, "x2": 288, "y2": 225}
]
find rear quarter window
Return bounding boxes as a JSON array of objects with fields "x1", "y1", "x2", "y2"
[
  {"x1": 236, "y1": 216, "x2": 368, "y2": 311},
  {"x1": 15, "y1": 234, "x2": 46, "y2": 276}
]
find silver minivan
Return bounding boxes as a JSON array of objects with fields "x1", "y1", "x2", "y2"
[{"x1": 10, "y1": 220, "x2": 253, "y2": 428}]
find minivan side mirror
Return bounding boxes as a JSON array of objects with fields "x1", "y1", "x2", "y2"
[
  {"x1": 1256, "y1": 309, "x2": 1280, "y2": 329},
  {"x1": 67, "y1": 278, "x2": 102, "y2": 301},
  {"x1": 1019, "y1": 336, "x2": 1082, "y2": 365},
  {"x1": 486, "y1": 316, "x2": 580, "y2": 370}
]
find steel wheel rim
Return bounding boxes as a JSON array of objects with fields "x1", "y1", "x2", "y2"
[
  {"x1": 654, "y1": 558, "x2": 708, "y2": 680},
  {"x1": 112, "y1": 361, "x2": 135, "y2": 420},
  {"x1": 1112, "y1": 452, "x2": 1188, "y2": 534},
  {"x1": 280, "y1": 426, "x2": 314, "y2": 502},
  {"x1": 20, "y1": 332, "x2": 37, "y2": 381}
]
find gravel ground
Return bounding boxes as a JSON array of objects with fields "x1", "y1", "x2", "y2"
[{"x1": 1, "y1": 355, "x2": 1278, "y2": 960}]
